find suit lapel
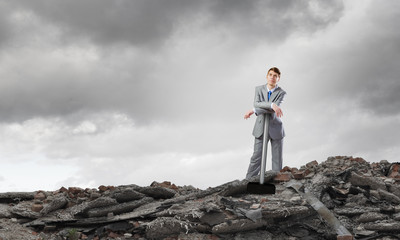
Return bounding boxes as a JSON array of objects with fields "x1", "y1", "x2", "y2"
[
  {"x1": 269, "y1": 87, "x2": 281, "y2": 102},
  {"x1": 261, "y1": 84, "x2": 268, "y2": 102}
]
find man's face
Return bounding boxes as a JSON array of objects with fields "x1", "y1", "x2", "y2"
[{"x1": 267, "y1": 70, "x2": 280, "y2": 86}]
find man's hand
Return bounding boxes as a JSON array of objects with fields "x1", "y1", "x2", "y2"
[
  {"x1": 272, "y1": 104, "x2": 283, "y2": 118},
  {"x1": 244, "y1": 110, "x2": 254, "y2": 119}
]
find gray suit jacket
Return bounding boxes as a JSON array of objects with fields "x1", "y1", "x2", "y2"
[{"x1": 252, "y1": 84, "x2": 286, "y2": 139}]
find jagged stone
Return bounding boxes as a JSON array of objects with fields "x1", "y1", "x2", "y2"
[
  {"x1": 161, "y1": 181, "x2": 230, "y2": 206},
  {"x1": 40, "y1": 194, "x2": 68, "y2": 215},
  {"x1": 111, "y1": 201, "x2": 164, "y2": 221},
  {"x1": 353, "y1": 229, "x2": 376, "y2": 238},
  {"x1": 136, "y1": 186, "x2": 176, "y2": 199},
  {"x1": 145, "y1": 217, "x2": 193, "y2": 239},
  {"x1": 378, "y1": 188, "x2": 400, "y2": 204},
  {"x1": 355, "y1": 212, "x2": 387, "y2": 223},
  {"x1": 387, "y1": 183, "x2": 400, "y2": 198},
  {"x1": 0, "y1": 204, "x2": 12, "y2": 218},
  {"x1": 175, "y1": 233, "x2": 221, "y2": 240},
  {"x1": 364, "y1": 220, "x2": 400, "y2": 232},
  {"x1": 212, "y1": 219, "x2": 269, "y2": 234},
  {"x1": 334, "y1": 207, "x2": 380, "y2": 216},
  {"x1": 349, "y1": 172, "x2": 386, "y2": 190},
  {"x1": 104, "y1": 221, "x2": 133, "y2": 232},
  {"x1": 0, "y1": 192, "x2": 35, "y2": 203},
  {"x1": 111, "y1": 188, "x2": 145, "y2": 203},
  {"x1": 233, "y1": 231, "x2": 274, "y2": 240},
  {"x1": 69, "y1": 196, "x2": 118, "y2": 216},
  {"x1": 393, "y1": 212, "x2": 400, "y2": 221},
  {"x1": 11, "y1": 202, "x2": 41, "y2": 219},
  {"x1": 262, "y1": 205, "x2": 312, "y2": 220},
  {"x1": 199, "y1": 211, "x2": 226, "y2": 226},
  {"x1": 86, "y1": 197, "x2": 153, "y2": 217}
]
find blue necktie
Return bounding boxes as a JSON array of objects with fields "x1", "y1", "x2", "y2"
[{"x1": 268, "y1": 91, "x2": 272, "y2": 101}]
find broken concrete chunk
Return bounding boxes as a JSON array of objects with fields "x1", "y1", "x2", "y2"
[
  {"x1": 86, "y1": 197, "x2": 153, "y2": 218},
  {"x1": 69, "y1": 196, "x2": 118, "y2": 216},
  {"x1": 146, "y1": 217, "x2": 193, "y2": 239},
  {"x1": 393, "y1": 212, "x2": 400, "y2": 221},
  {"x1": 212, "y1": 219, "x2": 269, "y2": 234},
  {"x1": 40, "y1": 194, "x2": 68, "y2": 215},
  {"x1": 136, "y1": 186, "x2": 176, "y2": 199},
  {"x1": 262, "y1": 205, "x2": 312, "y2": 219},
  {"x1": 11, "y1": 202, "x2": 41, "y2": 219},
  {"x1": 237, "y1": 208, "x2": 262, "y2": 222},
  {"x1": 334, "y1": 207, "x2": 380, "y2": 216},
  {"x1": 378, "y1": 188, "x2": 400, "y2": 204},
  {"x1": 0, "y1": 192, "x2": 35, "y2": 203},
  {"x1": 199, "y1": 212, "x2": 226, "y2": 226},
  {"x1": 112, "y1": 188, "x2": 145, "y2": 203},
  {"x1": 0, "y1": 204, "x2": 12, "y2": 218},
  {"x1": 354, "y1": 212, "x2": 387, "y2": 223},
  {"x1": 386, "y1": 183, "x2": 400, "y2": 198},
  {"x1": 349, "y1": 172, "x2": 386, "y2": 190},
  {"x1": 364, "y1": 220, "x2": 400, "y2": 232}
]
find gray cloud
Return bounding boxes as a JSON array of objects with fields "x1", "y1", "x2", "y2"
[
  {"x1": 294, "y1": 1, "x2": 400, "y2": 117},
  {"x1": 7, "y1": 0, "x2": 344, "y2": 48},
  {"x1": 0, "y1": 0, "x2": 345, "y2": 124}
]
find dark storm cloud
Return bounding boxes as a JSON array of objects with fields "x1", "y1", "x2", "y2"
[
  {"x1": 304, "y1": 1, "x2": 400, "y2": 116},
  {"x1": 0, "y1": 0, "x2": 345, "y2": 123},
  {"x1": 206, "y1": 0, "x2": 344, "y2": 44},
  {"x1": 8, "y1": 0, "x2": 344, "y2": 48},
  {"x1": 0, "y1": 2, "x2": 14, "y2": 46},
  {"x1": 9, "y1": 0, "x2": 199, "y2": 48}
]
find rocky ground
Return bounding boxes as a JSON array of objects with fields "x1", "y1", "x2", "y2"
[{"x1": 1, "y1": 156, "x2": 400, "y2": 240}]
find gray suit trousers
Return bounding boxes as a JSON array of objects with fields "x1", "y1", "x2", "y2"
[{"x1": 246, "y1": 135, "x2": 283, "y2": 179}]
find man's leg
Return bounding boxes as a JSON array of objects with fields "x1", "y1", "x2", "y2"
[
  {"x1": 246, "y1": 136, "x2": 266, "y2": 179},
  {"x1": 270, "y1": 138, "x2": 283, "y2": 171}
]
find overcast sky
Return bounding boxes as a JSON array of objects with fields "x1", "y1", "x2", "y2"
[{"x1": 1, "y1": 0, "x2": 399, "y2": 192}]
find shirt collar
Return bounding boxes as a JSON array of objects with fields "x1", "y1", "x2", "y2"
[{"x1": 267, "y1": 85, "x2": 278, "y2": 93}]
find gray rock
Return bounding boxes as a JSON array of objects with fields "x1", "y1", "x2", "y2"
[
  {"x1": 237, "y1": 208, "x2": 262, "y2": 222},
  {"x1": 40, "y1": 194, "x2": 68, "y2": 215},
  {"x1": 146, "y1": 217, "x2": 193, "y2": 239},
  {"x1": 334, "y1": 207, "x2": 380, "y2": 216},
  {"x1": 364, "y1": 220, "x2": 400, "y2": 231},
  {"x1": 11, "y1": 202, "x2": 41, "y2": 219},
  {"x1": 136, "y1": 186, "x2": 176, "y2": 199},
  {"x1": 104, "y1": 221, "x2": 133, "y2": 232},
  {"x1": 354, "y1": 212, "x2": 387, "y2": 223},
  {"x1": 0, "y1": 204, "x2": 12, "y2": 218},
  {"x1": 0, "y1": 192, "x2": 35, "y2": 203},
  {"x1": 387, "y1": 183, "x2": 400, "y2": 198},
  {"x1": 378, "y1": 188, "x2": 400, "y2": 204},
  {"x1": 262, "y1": 205, "x2": 312, "y2": 219},
  {"x1": 349, "y1": 172, "x2": 386, "y2": 190},
  {"x1": 87, "y1": 197, "x2": 153, "y2": 217},
  {"x1": 234, "y1": 230, "x2": 274, "y2": 240},
  {"x1": 212, "y1": 219, "x2": 269, "y2": 234},
  {"x1": 112, "y1": 188, "x2": 146, "y2": 203},
  {"x1": 69, "y1": 196, "x2": 118, "y2": 216},
  {"x1": 393, "y1": 212, "x2": 400, "y2": 220},
  {"x1": 199, "y1": 212, "x2": 226, "y2": 226}
]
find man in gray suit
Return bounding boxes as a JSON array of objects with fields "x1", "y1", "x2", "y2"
[{"x1": 244, "y1": 67, "x2": 286, "y2": 179}]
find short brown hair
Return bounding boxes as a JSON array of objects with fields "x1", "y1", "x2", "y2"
[{"x1": 267, "y1": 67, "x2": 281, "y2": 77}]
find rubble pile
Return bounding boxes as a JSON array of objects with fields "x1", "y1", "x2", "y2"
[{"x1": 1, "y1": 156, "x2": 400, "y2": 240}]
